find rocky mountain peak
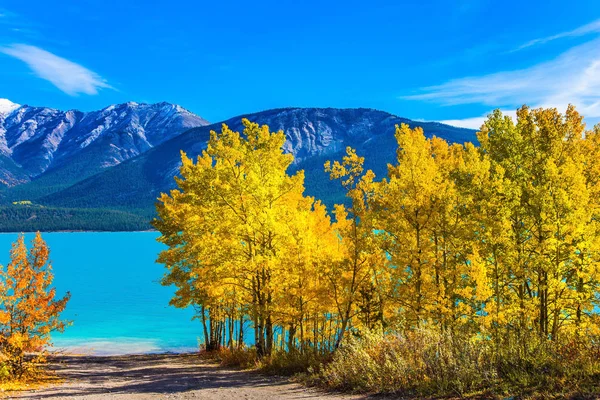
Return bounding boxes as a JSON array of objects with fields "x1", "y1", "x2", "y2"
[{"x1": 0, "y1": 101, "x2": 210, "y2": 184}]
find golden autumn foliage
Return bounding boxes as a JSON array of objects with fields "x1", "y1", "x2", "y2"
[
  {"x1": 154, "y1": 119, "x2": 339, "y2": 357},
  {"x1": 156, "y1": 106, "x2": 600, "y2": 395},
  {"x1": 0, "y1": 233, "x2": 70, "y2": 379}
]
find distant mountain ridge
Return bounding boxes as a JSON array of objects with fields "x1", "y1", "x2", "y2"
[
  {"x1": 0, "y1": 100, "x2": 209, "y2": 187},
  {"x1": 0, "y1": 103, "x2": 477, "y2": 232},
  {"x1": 39, "y1": 107, "x2": 477, "y2": 211}
]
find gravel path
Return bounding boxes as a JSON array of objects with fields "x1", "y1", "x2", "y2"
[{"x1": 10, "y1": 354, "x2": 364, "y2": 399}]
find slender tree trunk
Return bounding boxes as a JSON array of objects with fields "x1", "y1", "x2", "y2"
[
  {"x1": 287, "y1": 324, "x2": 296, "y2": 352},
  {"x1": 201, "y1": 305, "x2": 210, "y2": 351},
  {"x1": 238, "y1": 315, "x2": 244, "y2": 349},
  {"x1": 265, "y1": 313, "x2": 273, "y2": 356}
]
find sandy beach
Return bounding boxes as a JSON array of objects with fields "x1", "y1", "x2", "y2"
[{"x1": 10, "y1": 353, "x2": 364, "y2": 400}]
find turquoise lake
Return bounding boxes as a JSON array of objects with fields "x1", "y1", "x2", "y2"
[{"x1": 0, "y1": 232, "x2": 200, "y2": 355}]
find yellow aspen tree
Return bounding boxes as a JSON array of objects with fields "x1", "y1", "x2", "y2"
[
  {"x1": 568, "y1": 123, "x2": 600, "y2": 338},
  {"x1": 375, "y1": 124, "x2": 446, "y2": 329},
  {"x1": 429, "y1": 139, "x2": 488, "y2": 333},
  {"x1": 454, "y1": 142, "x2": 507, "y2": 346},
  {"x1": 478, "y1": 108, "x2": 539, "y2": 351},
  {"x1": 0, "y1": 233, "x2": 70, "y2": 378},
  {"x1": 325, "y1": 147, "x2": 385, "y2": 346},
  {"x1": 375, "y1": 124, "x2": 486, "y2": 333},
  {"x1": 278, "y1": 200, "x2": 338, "y2": 352}
]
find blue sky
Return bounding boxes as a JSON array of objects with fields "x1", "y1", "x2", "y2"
[{"x1": 1, "y1": 0, "x2": 599, "y2": 128}]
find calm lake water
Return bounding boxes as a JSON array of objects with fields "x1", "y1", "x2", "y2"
[{"x1": 0, "y1": 232, "x2": 200, "y2": 355}]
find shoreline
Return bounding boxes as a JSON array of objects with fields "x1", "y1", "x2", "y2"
[
  {"x1": 50, "y1": 340, "x2": 199, "y2": 357},
  {"x1": 49, "y1": 349, "x2": 200, "y2": 358}
]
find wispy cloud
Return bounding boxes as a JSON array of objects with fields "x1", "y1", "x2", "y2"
[
  {"x1": 0, "y1": 44, "x2": 112, "y2": 96},
  {"x1": 404, "y1": 38, "x2": 600, "y2": 129},
  {"x1": 0, "y1": 8, "x2": 31, "y2": 28},
  {"x1": 514, "y1": 19, "x2": 600, "y2": 52},
  {"x1": 0, "y1": 8, "x2": 14, "y2": 20}
]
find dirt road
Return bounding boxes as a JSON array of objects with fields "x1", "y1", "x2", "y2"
[{"x1": 10, "y1": 354, "x2": 364, "y2": 399}]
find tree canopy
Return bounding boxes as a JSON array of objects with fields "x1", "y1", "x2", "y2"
[{"x1": 155, "y1": 106, "x2": 600, "y2": 365}]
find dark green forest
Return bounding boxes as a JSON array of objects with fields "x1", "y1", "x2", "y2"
[{"x1": 0, "y1": 205, "x2": 151, "y2": 232}]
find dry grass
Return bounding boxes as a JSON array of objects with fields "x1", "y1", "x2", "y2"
[
  {"x1": 202, "y1": 346, "x2": 331, "y2": 377},
  {"x1": 160, "y1": 332, "x2": 600, "y2": 398},
  {"x1": 308, "y1": 329, "x2": 600, "y2": 398}
]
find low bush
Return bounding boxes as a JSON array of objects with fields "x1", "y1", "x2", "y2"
[
  {"x1": 258, "y1": 350, "x2": 331, "y2": 376},
  {"x1": 212, "y1": 347, "x2": 258, "y2": 369},
  {"x1": 311, "y1": 329, "x2": 600, "y2": 398},
  {"x1": 203, "y1": 346, "x2": 331, "y2": 376}
]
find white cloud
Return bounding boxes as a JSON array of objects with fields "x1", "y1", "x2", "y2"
[
  {"x1": 439, "y1": 116, "x2": 486, "y2": 130},
  {"x1": 404, "y1": 38, "x2": 600, "y2": 128},
  {"x1": 515, "y1": 19, "x2": 600, "y2": 51},
  {"x1": 0, "y1": 44, "x2": 113, "y2": 96},
  {"x1": 439, "y1": 110, "x2": 517, "y2": 130}
]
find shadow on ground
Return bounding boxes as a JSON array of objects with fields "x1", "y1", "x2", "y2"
[{"x1": 16, "y1": 353, "x2": 337, "y2": 399}]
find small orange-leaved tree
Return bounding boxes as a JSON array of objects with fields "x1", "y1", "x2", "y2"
[{"x1": 0, "y1": 233, "x2": 70, "y2": 379}]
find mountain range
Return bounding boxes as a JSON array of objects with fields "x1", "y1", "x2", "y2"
[
  {"x1": 0, "y1": 99, "x2": 207, "y2": 188},
  {"x1": 0, "y1": 100, "x2": 477, "y2": 232}
]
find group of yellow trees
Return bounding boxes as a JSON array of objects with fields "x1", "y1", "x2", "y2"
[{"x1": 155, "y1": 105, "x2": 600, "y2": 359}]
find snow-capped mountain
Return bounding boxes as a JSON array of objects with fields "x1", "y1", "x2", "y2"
[
  {"x1": 0, "y1": 100, "x2": 209, "y2": 185},
  {"x1": 0, "y1": 99, "x2": 20, "y2": 116}
]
